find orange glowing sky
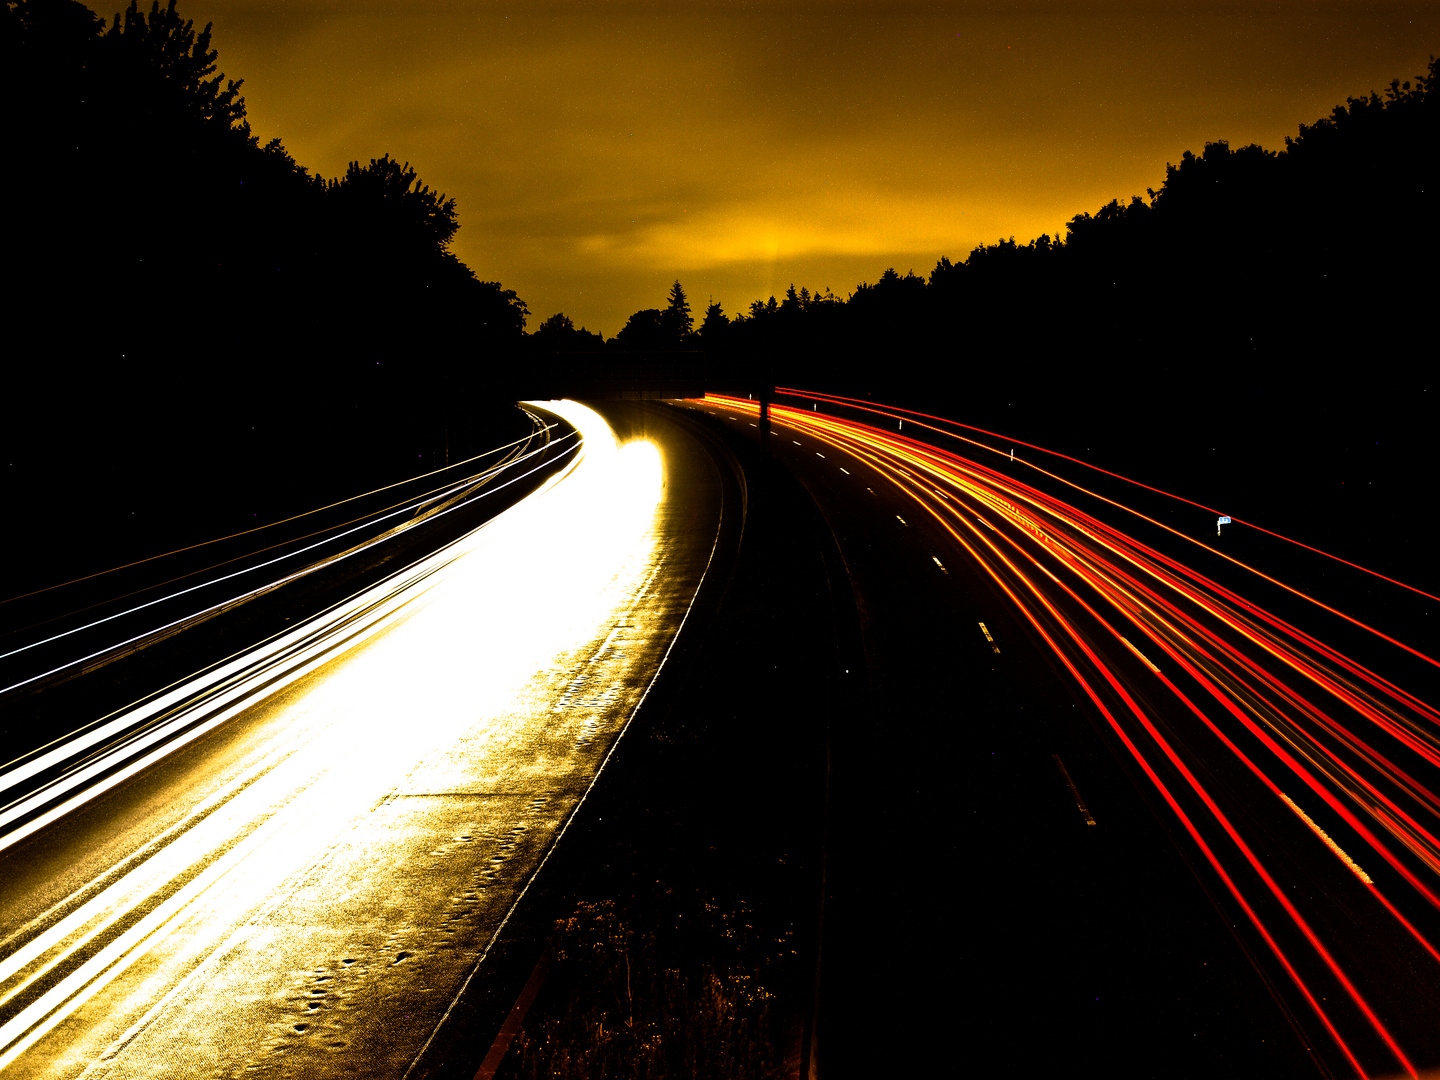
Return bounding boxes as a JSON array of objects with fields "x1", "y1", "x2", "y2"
[{"x1": 179, "y1": 1, "x2": 1438, "y2": 337}]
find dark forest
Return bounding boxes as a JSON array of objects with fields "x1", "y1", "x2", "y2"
[{"x1": 5, "y1": 0, "x2": 1436, "y2": 594}]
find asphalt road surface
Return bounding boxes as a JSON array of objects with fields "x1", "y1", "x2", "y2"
[
  {"x1": 0, "y1": 401, "x2": 730, "y2": 1079},
  {"x1": 9, "y1": 388, "x2": 1439, "y2": 1080},
  {"x1": 685, "y1": 392, "x2": 1440, "y2": 1080}
]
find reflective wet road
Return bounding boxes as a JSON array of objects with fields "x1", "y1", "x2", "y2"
[{"x1": 0, "y1": 401, "x2": 725, "y2": 1078}]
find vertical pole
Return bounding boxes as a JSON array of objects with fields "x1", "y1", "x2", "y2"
[{"x1": 759, "y1": 383, "x2": 772, "y2": 458}]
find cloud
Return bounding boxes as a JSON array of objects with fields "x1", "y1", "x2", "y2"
[{"x1": 183, "y1": 1, "x2": 1440, "y2": 334}]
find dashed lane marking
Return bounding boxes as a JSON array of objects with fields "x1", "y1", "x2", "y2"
[
  {"x1": 932, "y1": 557, "x2": 948, "y2": 574},
  {"x1": 1278, "y1": 791, "x2": 1372, "y2": 884},
  {"x1": 978, "y1": 622, "x2": 1000, "y2": 654},
  {"x1": 1053, "y1": 755, "x2": 1097, "y2": 826},
  {"x1": 1119, "y1": 637, "x2": 1161, "y2": 674}
]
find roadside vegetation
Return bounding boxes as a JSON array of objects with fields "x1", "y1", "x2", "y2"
[
  {"x1": 8, "y1": 3, "x2": 1436, "y2": 1071},
  {"x1": 536, "y1": 58, "x2": 1436, "y2": 599},
  {"x1": 560, "y1": 55, "x2": 1436, "y2": 397},
  {"x1": 3, "y1": 0, "x2": 531, "y2": 593},
  {"x1": 499, "y1": 897, "x2": 794, "y2": 1080}
]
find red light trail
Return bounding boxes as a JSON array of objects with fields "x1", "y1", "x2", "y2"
[{"x1": 701, "y1": 390, "x2": 1440, "y2": 1078}]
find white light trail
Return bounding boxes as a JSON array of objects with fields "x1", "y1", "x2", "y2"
[{"x1": 0, "y1": 401, "x2": 672, "y2": 1074}]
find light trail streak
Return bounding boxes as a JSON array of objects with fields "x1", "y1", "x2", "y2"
[
  {"x1": 702, "y1": 391, "x2": 1440, "y2": 1077},
  {"x1": 0, "y1": 423, "x2": 584, "y2": 853},
  {"x1": 777, "y1": 387, "x2": 1440, "y2": 609},
  {"x1": 0, "y1": 401, "x2": 679, "y2": 1076},
  {"x1": 0, "y1": 417, "x2": 574, "y2": 691},
  {"x1": 0, "y1": 423, "x2": 556, "y2": 608}
]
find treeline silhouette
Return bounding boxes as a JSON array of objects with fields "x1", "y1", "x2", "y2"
[
  {"x1": 586, "y1": 56, "x2": 1436, "y2": 403},
  {"x1": 5, "y1": 0, "x2": 527, "y2": 384},
  {"x1": 564, "y1": 59, "x2": 1436, "y2": 593},
  {"x1": 3, "y1": 0, "x2": 531, "y2": 594}
]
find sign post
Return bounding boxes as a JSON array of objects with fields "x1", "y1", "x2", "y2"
[{"x1": 759, "y1": 384, "x2": 772, "y2": 458}]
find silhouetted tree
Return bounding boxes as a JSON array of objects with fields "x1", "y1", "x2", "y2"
[
  {"x1": 698, "y1": 301, "x2": 729, "y2": 342},
  {"x1": 103, "y1": 0, "x2": 247, "y2": 130},
  {"x1": 748, "y1": 296, "x2": 779, "y2": 321},
  {"x1": 614, "y1": 308, "x2": 669, "y2": 351},
  {"x1": 467, "y1": 280, "x2": 530, "y2": 342},
  {"x1": 532, "y1": 311, "x2": 605, "y2": 352},
  {"x1": 1, "y1": 0, "x2": 549, "y2": 619},
  {"x1": 661, "y1": 279, "x2": 694, "y2": 344},
  {"x1": 327, "y1": 154, "x2": 460, "y2": 253},
  {"x1": 4, "y1": 0, "x2": 534, "y2": 561}
]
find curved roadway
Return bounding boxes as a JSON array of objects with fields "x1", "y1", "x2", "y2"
[
  {"x1": 685, "y1": 393, "x2": 1440, "y2": 1080},
  {"x1": 12, "y1": 389, "x2": 1433, "y2": 1080},
  {"x1": 0, "y1": 401, "x2": 733, "y2": 1079}
]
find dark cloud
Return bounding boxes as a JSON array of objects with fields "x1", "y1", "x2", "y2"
[{"x1": 182, "y1": 1, "x2": 1440, "y2": 334}]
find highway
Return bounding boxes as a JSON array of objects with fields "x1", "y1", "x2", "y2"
[
  {"x1": 686, "y1": 391, "x2": 1440, "y2": 1079},
  {"x1": 0, "y1": 401, "x2": 729, "y2": 1079},
  {"x1": 8, "y1": 386, "x2": 1438, "y2": 1079}
]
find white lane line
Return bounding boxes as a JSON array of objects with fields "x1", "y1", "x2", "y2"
[
  {"x1": 1119, "y1": 637, "x2": 1161, "y2": 675},
  {"x1": 792, "y1": 441, "x2": 803, "y2": 446},
  {"x1": 748, "y1": 423, "x2": 757, "y2": 428},
  {"x1": 839, "y1": 468, "x2": 850, "y2": 475},
  {"x1": 1053, "y1": 755, "x2": 1096, "y2": 826},
  {"x1": 978, "y1": 622, "x2": 1000, "y2": 654},
  {"x1": 932, "y1": 557, "x2": 948, "y2": 575},
  {"x1": 815, "y1": 453, "x2": 825, "y2": 459},
  {"x1": 1278, "y1": 791, "x2": 1372, "y2": 884},
  {"x1": 896, "y1": 516, "x2": 908, "y2": 526},
  {"x1": 976, "y1": 517, "x2": 995, "y2": 531}
]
